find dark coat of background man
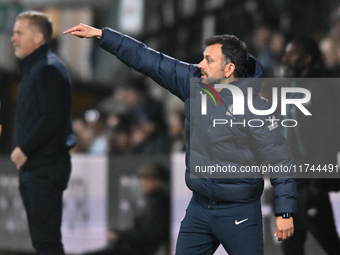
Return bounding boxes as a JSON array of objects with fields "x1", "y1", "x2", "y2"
[
  {"x1": 281, "y1": 37, "x2": 340, "y2": 255},
  {"x1": 11, "y1": 11, "x2": 74, "y2": 255},
  {"x1": 64, "y1": 23, "x2": 297, "y2": 255}
]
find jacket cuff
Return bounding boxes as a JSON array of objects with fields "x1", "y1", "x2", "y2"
[
  {"x1": 97, "y1": 27, "x2": 124, "y2": 55},
  {"x1": 273, "y1": 197, "x2": 297, "y2": 215}
]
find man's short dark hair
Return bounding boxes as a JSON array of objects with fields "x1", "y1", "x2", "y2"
[
  {"x1": 205, "y1": 35, "x2": 248, "y2": 77},
  {"x1": 17, "y1": 11, "x2": 53, "y2": 43}
]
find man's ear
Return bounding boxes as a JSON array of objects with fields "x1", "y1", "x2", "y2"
[
  {"x1": 224, "y1": 62, "x2": 236, "y2": 78},
  {"x1": 34, "y1": 31, "x2": 45, "y2": 46}
]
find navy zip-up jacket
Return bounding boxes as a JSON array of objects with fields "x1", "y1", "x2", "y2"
[
  {"x1": 14, "y1": 44, "x2": 74, "y2": 168},
  {"x1": 98, "y1": 27, "x2": 297, "y2": 215}
]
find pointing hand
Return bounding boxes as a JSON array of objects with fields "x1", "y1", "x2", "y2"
[{"x1": 63, "y1": 23, "x2": 102, "y2": 39}]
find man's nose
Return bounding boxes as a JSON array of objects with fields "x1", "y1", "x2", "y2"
[{"x1": 198, "y1": 60, "x2": 204, "y2": 69}]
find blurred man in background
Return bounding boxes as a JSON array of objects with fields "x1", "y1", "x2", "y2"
[
  {"x1": 281, "y1": 37, "x2": 340, "y2": 255},
  {"x1": 86, "y1": 162, "x2": 170, "y2": 255},
  {"x1": 11, "y1": 11, "x2": 74, "y2": 255}
]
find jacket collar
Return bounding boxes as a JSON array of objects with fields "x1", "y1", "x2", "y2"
[{"x1": 20, "y1": 44, "x2": 49, "y2": 73}]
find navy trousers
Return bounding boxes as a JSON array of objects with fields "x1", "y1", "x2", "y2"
[
  {"x1": 19, "y1": 160, "x2": 71, "y2": 255},
  {"x1": 176, "y1": 193, "x2": 263, "y2": 255}
]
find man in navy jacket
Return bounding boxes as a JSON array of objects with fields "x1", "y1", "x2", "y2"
[
  {"x1": 11, "y1": 11, "x2": 74, "y2": 255},
  {"x1": 64, "y1": 24, "x2": 296, "y2": 255}
]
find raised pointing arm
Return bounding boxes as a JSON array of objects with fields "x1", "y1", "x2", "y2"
[{"x1": 64, "y1": 24, "x2": 198, "y2": 101}]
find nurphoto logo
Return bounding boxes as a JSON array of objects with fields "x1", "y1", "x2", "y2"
[
  {"x1": 198, "y1": 82, "x2": 312, "y2": 129},
  {"x1": 200, "y1": 84, "x2": 311, "y2": 116}
]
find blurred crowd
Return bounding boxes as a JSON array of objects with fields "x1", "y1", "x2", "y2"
[
  {"x1": 251, "y1": 6, "x2": 340, "y2": 78},
  {"x1": 71, "y1": 5, "x2": 340, "y2": 156},
  {"x1": 71, "y1": 78, "x2": 185, "y2": 155}
]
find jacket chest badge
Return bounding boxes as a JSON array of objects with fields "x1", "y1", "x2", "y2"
[
  {"x1": 226, "y1": 104, "x2": 236, "y2": 120},
  {"x1": 267, "y1": 116, "x2": 279, "y2": 131}
]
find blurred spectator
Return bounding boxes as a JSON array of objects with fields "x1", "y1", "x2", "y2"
[
  {"x1": 113, "y1": 78, "x2": 169, "y2": 154},
  {"x1": 330, "y1": 5, "x2": 340, "y2": 40},
  {"x1": 85, "y1": 109, "x2": 109, "y2": 154},
  {"x1": 86, "y1": 162, "x2": 170, "y2": 255},
  {"x1": 319, "y1": 36, "x2": 340, "y2": 77},
  {"x1": 252, "y1": 26, "x2": 289, "y2": 77},
  {"x1": 269, "y1": 31, "x2": 288, "y2": 77},
  {"x1": 116, "y1": 78, "x2": 164, "y2": 124},
  {"x1": 71, "y1": 110, "x2": 109, "y2": 154},
  {"x1": 129, "y1": 117, "x2": 169, "y2": 154},
  {"x1": 71, "y1": 118, "x2": 93, "y2": 153},
  {"x1": 252, "y1": 26, "x2": 273, "y2": 76},
  {"x1": 108, "y1": 114, "x2": 133, "y2": 154},
  {"x1": 270, "y1": 32, "x2": 286, "y2": 56},
  {"x1": 281, "y1": 37, "x2": 340, "y2": 255},
  {"x1": 167, "y1": 109, "x2": 186, "y2": 152},
  {"x1": 109, "y1": 111, "x2": 170, "y2": 155}
]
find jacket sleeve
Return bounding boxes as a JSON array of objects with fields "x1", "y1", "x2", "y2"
[
  {"x1": 19, "y1": 65, "x2": 72, "y2": 156},
  {"x1": 246, "y1": 99, "x2": 297, "y2": 215},
  {"x1": 98, "y1": 27, "x2": 200, "y2": 101}
]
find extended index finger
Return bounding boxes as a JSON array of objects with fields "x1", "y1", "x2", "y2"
[{"x1": 63, "y1": 24, "x2": 82, "y2": 34}]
